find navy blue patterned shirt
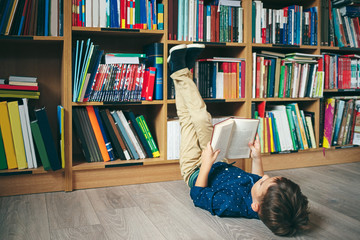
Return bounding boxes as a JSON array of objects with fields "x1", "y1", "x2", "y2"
[{"x1": 190, "y1": 162, "x2": 261, "y2": 218}]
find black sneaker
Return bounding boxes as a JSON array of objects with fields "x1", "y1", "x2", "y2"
[
  {"x1": 167, "y1": 44, "x2": 187, "y2": 74},
  {"x1": 186, "y1": 44, "x2": 205, "y2": 70}
]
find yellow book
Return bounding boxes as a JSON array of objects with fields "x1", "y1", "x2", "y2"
[
  {"x1": 0, "y1": 102, "x2": 17, "y2": 169},
  {"x1": 8, "y1": 101, "x2": 27, "y2": 169},
  {"x1": 268, "y1": 117, "x2": 275, "y2": 152},
  {"x1": 264, "y1": 117, "x2": 268, "y2": 153}
]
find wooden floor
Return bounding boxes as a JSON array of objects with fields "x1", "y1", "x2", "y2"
[{"x1": 0, "y1": 162, "x2": 359, "y2": 240}]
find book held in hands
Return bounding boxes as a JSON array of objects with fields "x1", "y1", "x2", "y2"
[{"x1": 211, "y1": 117, "x2": 259, "y2": 162}]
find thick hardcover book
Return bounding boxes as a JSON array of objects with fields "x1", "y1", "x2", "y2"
[
  {"x1": 8, "y1": 101, "x2": 27, "y2": 169},
  {"x1": 18, "y1": 104, "x2": 33, "y2": 168},
  {"x1": 0, "y1": 101, "x2": 17, "y2": 169},
  {"x1": 30, "y1": 120, "x2": 51, "y2": 170},
  {"x1": 123, "y1": 110, "x2": 153, "y2": 158},
  {"x1": 86, "y1": 106, "x2": 110, "y2": 162},
  {"x1": 0, "y1": 130, "x2": 7, "y2": 169},
  {"x1": 99, "y1": 109, "x2": 126, "y2": 160},
  {"x1": 144, "y1": 43, "x2": 163, "y2": 100},
  {"x1": 211, "y1": 117, "x2": 259, "y2": 161},
  {"x1": 72, "y1": 108, "x2": 92, "y2": 162},
  {"x1": 35, "y1": 107, "x2": 61, "y2": 170}
]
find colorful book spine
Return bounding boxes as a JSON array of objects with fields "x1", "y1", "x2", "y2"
[{"x1": 136, "y1": 115, "x2": 160, "y2": 157}]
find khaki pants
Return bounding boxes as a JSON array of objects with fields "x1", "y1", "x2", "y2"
[{"x1": 170, "y1": 68, "x2": 213, "y2": 185}]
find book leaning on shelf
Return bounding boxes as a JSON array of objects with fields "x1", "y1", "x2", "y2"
[
  {"x1": 72, "y1": 39, "x2": 161, "y2": 102},
  {"x1": 73, "y1": 107, "x2": 160, "y2": 162},
  {"x1": 72, "y1": 0, "x2": 164, "y2": 30},
  {"x1": 252, "y1": 52, "x2": 324, "y2": 99}
]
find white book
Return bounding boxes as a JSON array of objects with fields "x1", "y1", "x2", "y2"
[
  {"x1": 93, "y1": 0, "x2": 100, "y2": 27},
  {"x1": 254, "y1": 1, "x2": 262, "y2": 43},
  {"x1": 117, "y1": 110, "x2": 146, "y2": 159},
  {"x1": 344, "y1": 16, "x2": 354, "y2": 47},
  {"x1": 18, "y1": 105, "x2": 33, "y2": 169},
  {"x1": 305, "y1": 116, "x2": 316, "y2": 149},
  {"x1": 23, "y1": 98, "x2": 37, "y2": 168},
  {"x1": 291, "y1": 63, "x2": 299, "y2": 98},
  {"x1": 188, "y1": 0, "x2": 194, "y2": 41},
  {"x1": 252, "y1": 52, "x2": 256, "y2": 98},
  {"x1": 167, "y1": 120, "x2": 173, "y2": 160},
  {"x1": 206, "y1": 6, "x2": 211, "y2": 41},
  {"x1": 216, "y1": 68, "x2": 224, "y2": 99},
  {"x1": 8, "y1": 76, "x2": 37, "y2": 83},
  {"x1": 184, "y1": 0, "x2": 189, "y2": 41},
  {"x1": 270, "y1": 110, "x2": 288, "y2": 151},
  {"x1": 269, "y1": 105, "x2": 294, "y2": 151},
  {"x1": 211, "y1": 117, "x2": 259, "y2": 162},
  {"x1": 238, "y1": 8, "x2": 243, "y2": 43},
  {"x1": 85, "y1": 0, "x2": 93, "y2": 27},
  {"x1": 299, "y1": 6, "x2": 303, "y2": 45},
  {"x1": 298, "y1": 63, "x2": 309, "y2": 98},
  {"x1": 50, "y1": 0, "x2": 58, "y2": 36},
  {"x1": 99, "y1": 0, "x2": 107, "y2": 27}
]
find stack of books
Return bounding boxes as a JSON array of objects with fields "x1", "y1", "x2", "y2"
[
  {"x1": 72, "y1": 0, "x2": 164, "y2": 30},
  {"x1": 252, "y1": 52, "x2": 324, "y2": 99},
  {"x1": 73, "y1": 107, "x2": 160, "y2": 162},
  {"x1": 254, "y1": 102, "x2": 317, "y2": 154},
  {"x1": 0, "y1": 76, "x2": 40, "y2": 99},
  {"x1": 0, "y1": 99, "x2": 63, "y2": 171}
]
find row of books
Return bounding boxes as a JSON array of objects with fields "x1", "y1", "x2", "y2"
[
  {"x1": 0, "y1": 0, "x2": 63, "y2": 36},
  {"x1": 252, "y1": 2, "x2": 318, "y2": 46},
  {"x1": 0, "y1": 75, "x2": 40, "y2": 99},
  {"x1": 322, "y1": 0, "x2": 360, "y2": 47},
  {"x1": 193, "y1": 58, "x2": 246, "y2": 99},
  {"x1": 322, "y1": 97, "x2": 360, "y2": 147},
  {"x1": 324, "y1": 53, "x2": 360, "y2": 89},
  {"x1": 72, "y1": 0, "x2": 164, "y2": 30},
  {"x1": 252, "y1": 52, "x2": 324, "y2": 99},
  {"x1": 72, "y1": 39, "x2": 164, "y2": 102},
  {"x1": 254, "y1": 102, "x2": 317, "y2": 153},
  {"x1": 73, "y1": 107, "x2": 159, "y2": 162},
  {"x1": 0, "y1": 99, "x2": 64, "y2": 171},
  {"x1": 167, "y1": 116, "x2": 227, "y2": 160},
  {"x1": 170, "y1": 0, "x2": 244, "y2": 43}
]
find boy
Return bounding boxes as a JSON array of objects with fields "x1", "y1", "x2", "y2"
[{"x1": 168, "y1": 44, "x2": 310, "y2": 236}]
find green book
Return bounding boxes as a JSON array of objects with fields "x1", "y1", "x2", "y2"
[
  {"x1": 30, "y1": 120, "x2": 51, "y2": 171},
  {"x1": 0, "y1": 131, "x2": 8, "y2": 169},
  {"x1": 285, "y1": 108, "x2": 299, "y2": 151},
  {"x1": 136, "y1": 115, "x2": 160, "y2": 158},
  {"x1": 278, "y1": 65, "x2": 285, "y2": 98}
]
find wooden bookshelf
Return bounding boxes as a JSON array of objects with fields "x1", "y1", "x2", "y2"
[{"x1": 0, "y1": 0, "x2": 359, "y2": 196}]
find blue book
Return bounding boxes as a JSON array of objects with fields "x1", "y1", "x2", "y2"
[
  {"x1": 287, "y1": 104, "x2": 304, "y2": 150},
  {"x1": 144, "y1": 43, "x2": 163, "y2": 100},
  {"x1": 76, "y1": 39, "x2": 92, "y2": 101},
  {"x1": 45, "y1": 0, "x2": 49, "y2": 35},
  {"x1": 178, "y1": 0, "x2": 184, "y2": 40},
  {"x1": 94, "y1": 107, "x2": 115, "y2": 160},
  {"x1": 157, "y1": 3, "x2": 164, "y2": 30},
  {"x1": 332, "y1": 100, "x2": 345, "y2": 145},
  {"x1": 111, "y1": 111, "x2": 139, "y2": 159},
  {"x1": 110, "y1": 0, "x2": 120, "y2": 28},
  {"x1": 183, "y1": 0, "x2": 188, "y2": 40}
]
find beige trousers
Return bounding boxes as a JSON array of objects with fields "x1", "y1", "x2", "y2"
[{"x1": 170, "y1": 68, "x2": 214, "y2": 184}]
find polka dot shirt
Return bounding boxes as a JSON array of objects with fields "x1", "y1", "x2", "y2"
[{"x1": 190, "y1": 162, "x2": 261, "y2": 218}]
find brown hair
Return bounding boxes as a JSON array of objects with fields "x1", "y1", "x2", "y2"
[{"x1": 258, "y1": 177, "x2": 310, "y2": 236}]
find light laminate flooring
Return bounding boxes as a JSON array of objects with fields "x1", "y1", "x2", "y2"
[{"x1": 1, "y1": 162, "x2": 360, "y2": 240}]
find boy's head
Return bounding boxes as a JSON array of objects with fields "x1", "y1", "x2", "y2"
[{"x1": 251, "y1": 175, "x2": 310, "y2": 236}]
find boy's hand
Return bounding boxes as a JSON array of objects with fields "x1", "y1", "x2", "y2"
[
  {"x1": 248, "y1": 134, "x2": 261, "y2": 161},
  {"x1": 201, "y1": 142, "x2": 220, "y2": 168}
]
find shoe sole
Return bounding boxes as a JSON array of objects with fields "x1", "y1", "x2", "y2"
[
  {"x1": 167, "y1": 44, "x2": 187, "y2": 63},
  {"x1": 187, "y1": 43, "x2": 205, "y2": 49}
]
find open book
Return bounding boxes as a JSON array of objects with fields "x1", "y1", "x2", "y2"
[{"x1": 211, "y1": 117, "x2": 259, "y2": 162}]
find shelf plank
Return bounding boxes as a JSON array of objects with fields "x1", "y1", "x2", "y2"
[
  {"x1": 72, "y1": 100, "x2": 164, "y2": 106},
  {"x1": 251, "y1": 97, "x2": 319, "y2": 102}
]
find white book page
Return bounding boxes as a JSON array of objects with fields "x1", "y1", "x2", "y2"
[
  {"x1": 211, "y1": 119, "x2": 234, "y2": 162},
  {"x1": 226, "y1": 119, "x2": 259, "y2": 159}
]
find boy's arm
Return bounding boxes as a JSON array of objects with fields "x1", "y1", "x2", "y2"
[
  {"x1": 195, "y1": 142, "x2": 220, "y2": 187},
  {"x1": 249, "y1": 134, "x2": 264, "y2": 176}
]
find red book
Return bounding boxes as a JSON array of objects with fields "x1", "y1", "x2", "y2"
[
  {"x1": 343, "y1": 58, "x2": 351, "y2": 89},
  {"x1": 338, "y1": 58, "x2": 343, "y2": 89},
  {"x1": 0, "y1": 84, "x2": 38, "y2": 91},
  {"x1": 145, "y1": 67, "x2": 156, "y2": 101},
  {"x1": 256, "y1": 56, "x2": 261, "y2": 98},
  {"x1": 211, "y1": 5, "x2": 216, "y2": 42},
  {"x1": 216, "y1": 7, "x2": 220, "y2": 42},
  {"x1": 257, "y1": 101, "x2": 266, "y2": 118},
  {"x1": 324, "y1": 54, "x2": 330, "y2": 89},
  {"x1": 168, "y1": 0, "x2": 173, "y2": 39},
  {"x1": 240, "y1": 60, "x2": 246, "y2": 98},
  {"x1": 141, "y1": 68, "x2": 149, "y2": 100},
  {"x1": 173, "y1": 0, "x2": 178, "y2": 40},
  {"x1": 121, "y1": 0, "x2": 127, "y2": 28}
]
